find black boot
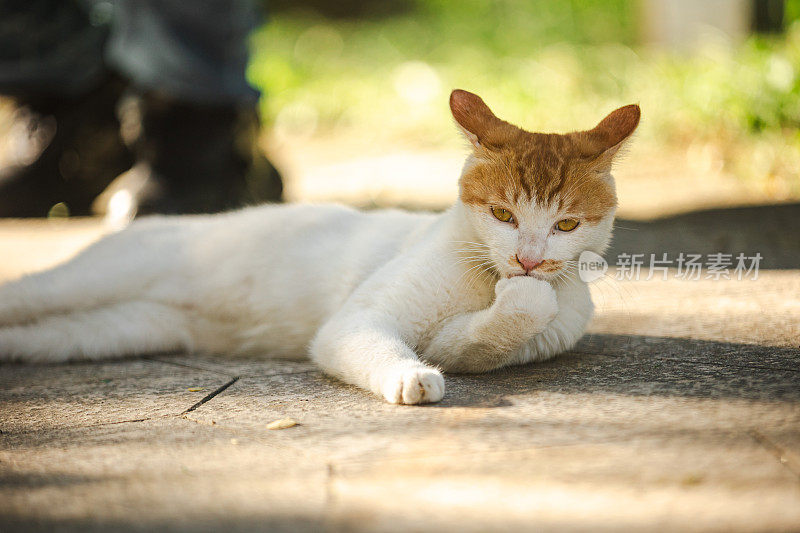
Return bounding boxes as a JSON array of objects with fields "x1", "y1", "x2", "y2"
[
  {"x1": 94, "y1": 92, "x2": 283, "y2": 219},
  {"x1": 0, "y1": 77, "x2": 133, "y2": 217}
]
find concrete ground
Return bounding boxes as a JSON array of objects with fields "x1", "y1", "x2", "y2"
[{"x1": 1, "y1": 158, "x2": 799, "y2": 531}]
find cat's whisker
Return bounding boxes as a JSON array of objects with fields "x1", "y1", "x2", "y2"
[
  {"x1": 469, "y1": 263, "x2": 498, "y2": 289},
  {"x1": 461, "y1": 260, "x2": 496, "y2": 275},
  {"x1": 461, "y1": 269, "x2": 483, "y2": 289},
  {"x1": 589, "y1": 274, "x2": 639, "y2": 326},
  {"x1": 452, "y1": 246, "x2": 488, "y2": 252},
  {"x1": 450, "y1": 246, "x2": 492, "y2": 253},
  {"x1": 454, "y1": 260, "x2": 491, "y2": 269},
  {"x1": 456, "y1": 259, "x2": 497, "y2": 289},
  {"x1": 454, "y1": 251, "x2": 493, "y2": 261},
  {"x1": 452, "y1": 249, "x2": 491, "y2": 256},
  {"x1": 553, "y1": 267, "x2": 572, "y2": 287},
  {"x1": 452, "y1": 248, "x2": 491, "y2": 255},
  {"x1": 456, "y1": 252, "x2": 490, "y2": 262},
  {"x1": 450, "y1": 240, "x2": 491, "y2": 247},
  {"x1": 451, "y1": 247, "x2": 491, "y2": 255},
  {"x1": 454, "y1": 250, "x2": 491, "y2": 257},
  {"x1": 592, "y1": 273, "x2": 636, "y2": 311},
  {"x1": 455, "y1": 263, "x2": 488, "y2": 289},
  {"x1": 453, "y1": 251, "x2": 492, "y2": 257}
]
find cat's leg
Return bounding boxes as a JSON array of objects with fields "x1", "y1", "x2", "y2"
[
  {"x1": 310, "y1": 311, "x2": 444, "y2": 405},
  {"x1": 0, "y1": 266, "x2": 109, "y2": 326},
  {"x1": 420, "y1": 276, "x2": 560, "y2": 372},
  {"x1": 0, "y1": 301, "x2": 192, "y2": 363},
  {"x1": 0, "y1": 230, "x2": 174, "y2": 326}
]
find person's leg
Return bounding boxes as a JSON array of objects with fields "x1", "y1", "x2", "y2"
[
  {"x1": 96, "y1": 0, "x2": 282, "y2": 218},
  {"x1": 0, "y1": 0, "x2": 107, "y2": 97},
  {"x1": 0, "y1": 0, "x2": 132, "y2": 217},
  {"x1": 105, "y1": 0, "x2": 260, "y2": 106}
]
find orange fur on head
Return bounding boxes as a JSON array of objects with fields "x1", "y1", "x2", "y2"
[{"x1": 451, "y1": 90, "x2": 640, "y2": 223}]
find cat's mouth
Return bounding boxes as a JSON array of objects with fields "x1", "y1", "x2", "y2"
[
  {"x1": 506, "y1": 270, "x2": 554, "y2": 281},
  {"x1": 505, "y1": 259, "x2": 564, "y2": 280}
]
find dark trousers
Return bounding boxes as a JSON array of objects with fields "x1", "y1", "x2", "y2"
[{"x1": 0, "y1": 0, "x2": 262, "y2": 104}]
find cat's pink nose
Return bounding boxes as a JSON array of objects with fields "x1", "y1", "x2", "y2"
[{"x1": 516, "y1": 255, "x2": 542, "y2": 272}]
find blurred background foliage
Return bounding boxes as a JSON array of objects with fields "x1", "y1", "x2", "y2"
[{"x1": 248, "y1": 0, "x2": 800, "y2": 195}]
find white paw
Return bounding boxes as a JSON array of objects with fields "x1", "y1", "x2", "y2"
[
  {"x1": 493, "y1": 276, "x2": 558, "y2": 325},
  {"x1": 381, "y1": 366, "x2": 445, "y2": 405}
]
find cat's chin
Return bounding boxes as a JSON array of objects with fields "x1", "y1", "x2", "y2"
[{"x1": 505, "y1": 271, "x2": 554, "y2": 281}]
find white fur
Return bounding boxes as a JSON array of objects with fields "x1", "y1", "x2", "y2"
[{"x1": 0, "y1": 174, "x2": 612, "y2": 404}]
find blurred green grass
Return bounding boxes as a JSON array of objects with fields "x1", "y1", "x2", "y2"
[{"x1": 248, "y1": 0, "x2": 800, "y2": 196}]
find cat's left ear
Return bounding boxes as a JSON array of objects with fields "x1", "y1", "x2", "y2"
[{"x1": 578, "y1": 104, "x2": 641, "y2": 164}]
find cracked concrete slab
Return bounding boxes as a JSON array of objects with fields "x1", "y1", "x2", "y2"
[
  {"x1": 575, "y1": 334, "x2": 800, "y2": 372},
  {"x1": 4, "y1": 354, "x2": 797, "y2": 532},
  {"x1": 149, "y1": 353, "x2": 317, "y2": 378},
  {"x1": 181, "y1": 351, "x2": 800, "y2": 456},
  {"x1": 0, "y1": 418, "x2": 328, "y2": 532},
  {"x1": 328, "y1": 435, "x2": 800, "y2": 532},
  {"x1": 0, "y1": 359, "x2": 233, "y2": 433}
]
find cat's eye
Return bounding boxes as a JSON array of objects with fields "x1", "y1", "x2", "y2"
[
  {"x1": 556, "y1": 218, "x2": 579, "y2": 232},
  {"x1": 491, "y1": 206, "x2": 514, "y2": 223}
]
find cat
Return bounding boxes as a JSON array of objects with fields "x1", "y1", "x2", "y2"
[{"x1": 0, "y1": 90, "x2": 640, "y2": 404}]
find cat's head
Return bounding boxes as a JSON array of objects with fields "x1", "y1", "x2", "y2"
[{"x1": 451, "y1": 89, "x2": 639, "y2": 282}]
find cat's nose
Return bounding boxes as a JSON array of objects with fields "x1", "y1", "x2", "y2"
[{"x1": 516, "y1": 255, "x2": 542, "y2": 272}]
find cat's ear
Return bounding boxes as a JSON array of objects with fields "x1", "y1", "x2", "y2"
[
  {"x1": 449, "y1": 89, "x2": 519, "y2": 152},
  {"x1": 578, "y1": 104, "x2": 641, "y2": 164}
]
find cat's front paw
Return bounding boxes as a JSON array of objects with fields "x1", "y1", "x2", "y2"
[
  {"x1": 494, "y1": 276, "x2": 558, "y2": 322},
  {"x1": 381, "y1": 366, "x2": 445, "y2": 405}
]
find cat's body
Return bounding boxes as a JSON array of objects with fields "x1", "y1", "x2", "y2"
[{"x1": 0, "y1": 90, "x2": 639, "y2": 404}]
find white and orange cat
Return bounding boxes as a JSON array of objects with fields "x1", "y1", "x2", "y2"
[{"x1": 0, "y1": 90, "x2": 639, "y2": 404}]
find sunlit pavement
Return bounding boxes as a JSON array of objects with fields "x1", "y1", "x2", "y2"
[{"x1": 1, "y1": 200, "x2": 799, "y2": 531}]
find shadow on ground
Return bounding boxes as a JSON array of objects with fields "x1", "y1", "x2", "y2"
[
  {"x1": 609, "y1": 202, "x2": 800, "y2": 269},
  {"x1": 436, "y1": 334, "x2": 800, "y2": 408}
]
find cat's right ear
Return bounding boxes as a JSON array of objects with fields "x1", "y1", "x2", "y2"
[
  {"x1": 580, "y1": 104, "x2": 641, "y2": 160},
  {"x1": 449, "y1": 89, "x2": 517, "y2": 152}
]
